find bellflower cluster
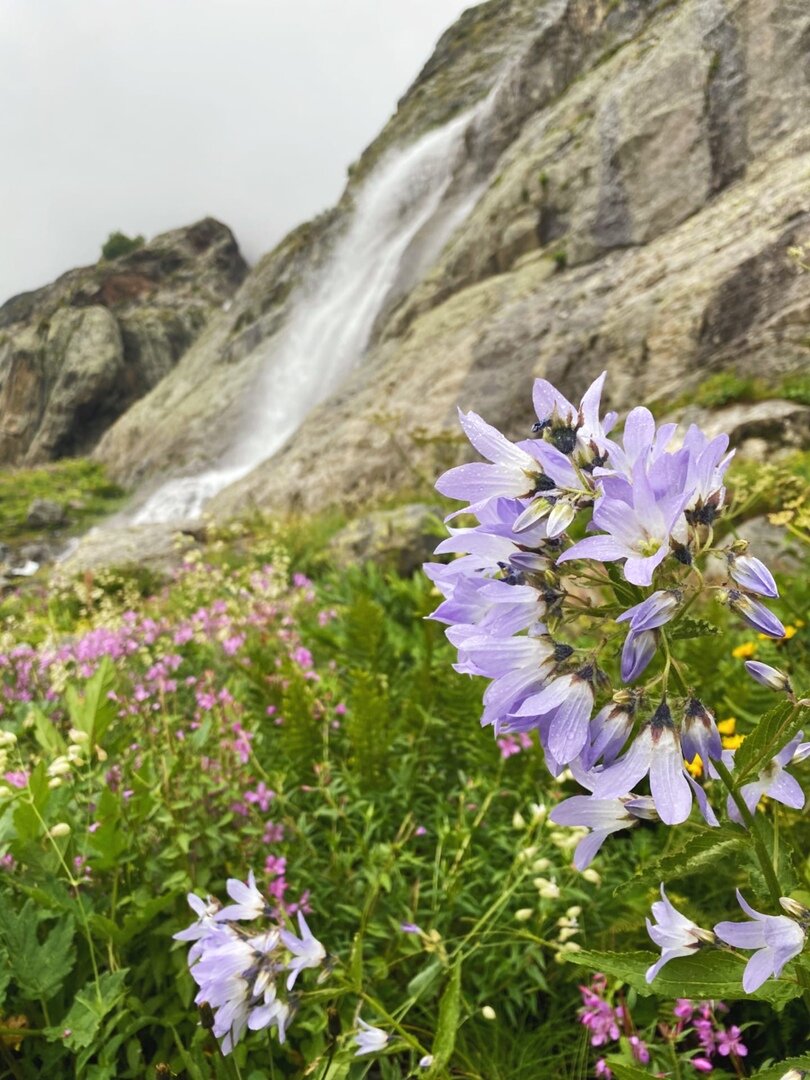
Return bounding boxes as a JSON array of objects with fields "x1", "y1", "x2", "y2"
[
  {"x1": 429, "y1": 372, "x2": 806, "y2": 995},
  {"x1": 175, "y1": 871, "x2": 326, "y2": 1053}
]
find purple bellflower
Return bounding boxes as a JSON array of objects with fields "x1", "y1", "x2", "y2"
[
  {"x1": 549, "y1": 793, "x2": 656, "y2": 869},
  {"x1": 279, "y1": 911, "x2": 327, "y2": 990},
  {"x1": 645, "y1": 884, "x2": 715, "y2": 983},
  {"x1": 593, "y1": 702, "x2": 693, "y2": 825},
  {"x1": 557, "y1": 459, "x2": 692, "y2": 586},
  {"x1": 354, "y1": 1019, "x2": 390, "y2": 1056},
  {"x1": 714, "y1": 891, "x2": 807, "y2": 993},
  {"x1": 726, "y1": 734, "x2": 806, "y2": 824}
]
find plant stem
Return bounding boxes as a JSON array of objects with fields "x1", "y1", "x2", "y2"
[
  {"x1": 713, "y1": 758, "x2": 782, "y2": 908},
  {"x1": 714, "y1": 757, "x2": 810, "y2": 1017}
]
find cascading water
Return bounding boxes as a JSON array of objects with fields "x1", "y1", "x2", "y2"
[{"x1": 133, "y1": 108, "x2": 484, "y2": 524}]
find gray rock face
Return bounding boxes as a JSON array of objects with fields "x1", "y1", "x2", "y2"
[
  {"x1": 0, "y1": 218, "x2": 247, "y2": 466},
  {"x1": 328, "y1": 503, "x2": 444, "y2": 576},
  {"x1": 93, "y1": 0, "x2": 810, "y2": 517},
  {"x1": 26, "y1": 498, "x2": 66, "y2": 528},
  {"x1": 57, "y1": 521, "x2": 206, "y2": 575}
]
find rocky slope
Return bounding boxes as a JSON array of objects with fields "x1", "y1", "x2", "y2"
[
  {"x1": 0, "y1": 219, "x2": 246, "y2": 465},
  {"x1": 94, "y1": 0, "x2": 810, "y2": 515}
]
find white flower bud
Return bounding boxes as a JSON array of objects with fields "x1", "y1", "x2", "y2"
[
  {"x1": 48, "y1": 822, "x2": 71, "y2": 838},
  {"x1": 47, "y1": 777, "x2": 63, "y2": 789},
  {"x1": 0, "y1": 730, "x2": 17, "y2": 747},
  {"x1": 581, "y1": 867, "x2": 602, "y2": 885},
  {"x1": 481, "y1": 1006, "x2": 496, "y2": 1021},
  {"x1": 530, "y1": 802, "x2": 547, "y2": 824},
  {"x1": 514, "y1": 908, "x2": 534, "y2": 922},
  {"x1": 532, "y1": 857, "x2": 551, "y2": 872},
  {"x1": 512, "y1": 811, "x2": 526, "y2": 830},
  {"x1": 47, "y1": 758, "x2": 72, "y2": 777},
  {"x1": 68, "y1": 728, "x2": 89, "y2": 744}
]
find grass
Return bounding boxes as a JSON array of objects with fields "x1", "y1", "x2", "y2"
[{"x1": 0, "y1": 458, "x2": 126, "y2": 548}]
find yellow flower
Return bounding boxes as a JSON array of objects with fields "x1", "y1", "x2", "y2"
[
  {"x1": 684, "y1": 754, "x2": 703, "y2": 778},
  {"x1": 796, "y1": 619, "x2": 805, "y2": 628},
  {"x1": 717, "y1": 717, "x2": 736, "y2": 735},
  {"x1": 722, "y1": 734, "x2": 746, "y2": 751},
  {"x1": 732, "y1": 642, "x2": 757, "y2": 659},
  {"x1": 783, "y1": 625, "x2": 798, "y2": 639}
]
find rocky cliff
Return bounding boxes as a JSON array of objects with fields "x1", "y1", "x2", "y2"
[
  {"x1": 92, "y1": 0, "x2": 810, "y2": 515},
  {"x1": 0, "y1": 218, "x2": 246, "y2": 465}
]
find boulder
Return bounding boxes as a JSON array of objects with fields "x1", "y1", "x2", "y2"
[
  {"x1": 26, "y1": 498, "x2": 66, "y2": 528},
  {"x1": 57, "y1": 521, "x2": 207, "y2": 576},
  {"x1": 0, "y1": 218, "x2": 247, "y2": 465},
  {"x1": 328, "y1": 504, "x2": 444, "y2": 576}
]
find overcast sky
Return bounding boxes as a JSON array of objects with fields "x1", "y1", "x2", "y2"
[{"x1": 0, "y1": 0, "x2": 477, "y2": 304}]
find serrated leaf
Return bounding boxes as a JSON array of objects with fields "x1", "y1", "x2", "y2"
[
  {"x1": 567, "y1": 949, "x2": 802, "y2": 1008},
  {"x1": 47, "y1": 969, "x2": 128, "y2": 1051},
  {"x1": 626, "y1": 825, "x2": 746, "y2": 890},
  {"x1": 669, "y1": 617, "x2": 721, "y2": 640},
  {"x1": 0, "y1": 902, "x2": 75, "y2": 1000},
  {"x1": 751, "y1": 1054, "x2": 810, "y2": 1079},
  {"x1": 734, "y1": 701, "x2": 807, "y2": 784},
  {"x1": 426, "y1": 961, "x2": 461, "y2": 1076}
]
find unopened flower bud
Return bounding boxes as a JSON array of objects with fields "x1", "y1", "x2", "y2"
[
  {"x1": 779, "y1": 897, "x2": 810, "y2": 923},
  {"x1": 0, "y1": 730, "x2": 17, "y2": 747},
  {"x1": 512, "y1": 811, "x2": 526, "y2": 830},
  {"x1": 68, "y1": 728, "x2": 89, "y2": 744},
  {"x1": 47, "y1": 758, "x2": 72, "y2": 777},
  {"x1": 481, "y1": 1006, "x2": 496, "y2": 1021},
  {"x1": 744, "y1": 661, "x2": 792, "y2": 695},
  {"x1": 48, "y1": 822, "x2": 71, "y2": 838},
  {"x1": 515, "y1": 908, "x2": 534, "y2": 922},
  {"x1": 48, "y1": 777, "x2": 63, "y2": 789},
  {"x1": 530, "y1": 802, "x2": 547, "y2": 824},
  {"x1": 581, "y1": 868, "x2": 602, "y2": 885},
  {"x1": 532, "y1": 857, "x2": 551, "y2": 873}
]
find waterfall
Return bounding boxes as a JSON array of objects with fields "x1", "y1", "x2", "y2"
[{"x1": 133, "y1": 109, "x2": 482, "y2": 524}]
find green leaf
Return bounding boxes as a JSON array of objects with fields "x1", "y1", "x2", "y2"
[
  {"x1": 0, "y1": 946, "x2": 11, "y2": 1009},
  {"x1": 626, "y1": 825, "x2": 746, "y2": 890},
  {"x1": 47, "y1": 970, "x2": 128, "y2": 1051},
  {"x1": 669, "y1": 617, "x2": 721, "y2": 640},
  {"x1": 0, "y1": 902, "x2": 76, "y2": 1000},
  {"x1": 66, "y1": 657, "x2": 117, "y2": 747},
  {"x1": 406, "y1": 957, "x2": 442, "y2": 1002},
  {"x1": 566, "y1": 948, "x2": 802, "y2": 1008},
  {"x1": 30, "y1": 706, "x2": 66, "y2": 756},
  {"x1": 734, "y1": 701, "x2": 807, "y2": 784},
  {"x1": 751, "y1": 1055, "x2": 810, "y2": 1079},
  {"x1": 426, "y1": 961, "x2": 462, "y2": 1076},
  {"x1": 606, "y1": 1061, "x2": 657, "y2": 1080},
  {"x1": 605, "y1": 564, "x2": 645, "y2": 609}
]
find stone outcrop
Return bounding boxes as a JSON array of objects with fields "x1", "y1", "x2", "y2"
[
  {"x1": 0, "y1": 218, "x2": 246, "y2": 465},
  {"x1": 89, "y1": 0, "x2": 810, "y2": 516}
]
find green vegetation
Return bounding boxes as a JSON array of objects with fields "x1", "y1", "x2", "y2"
[
  {"x1": 0, "y1": 458, "x2": 126, "y2": 548},
  {"x1": 654, "y1": 369, "x2": 810, "y2": 416},
  {"x1": 101, "y1": 231, "x2": 145, "y2": 261}
]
